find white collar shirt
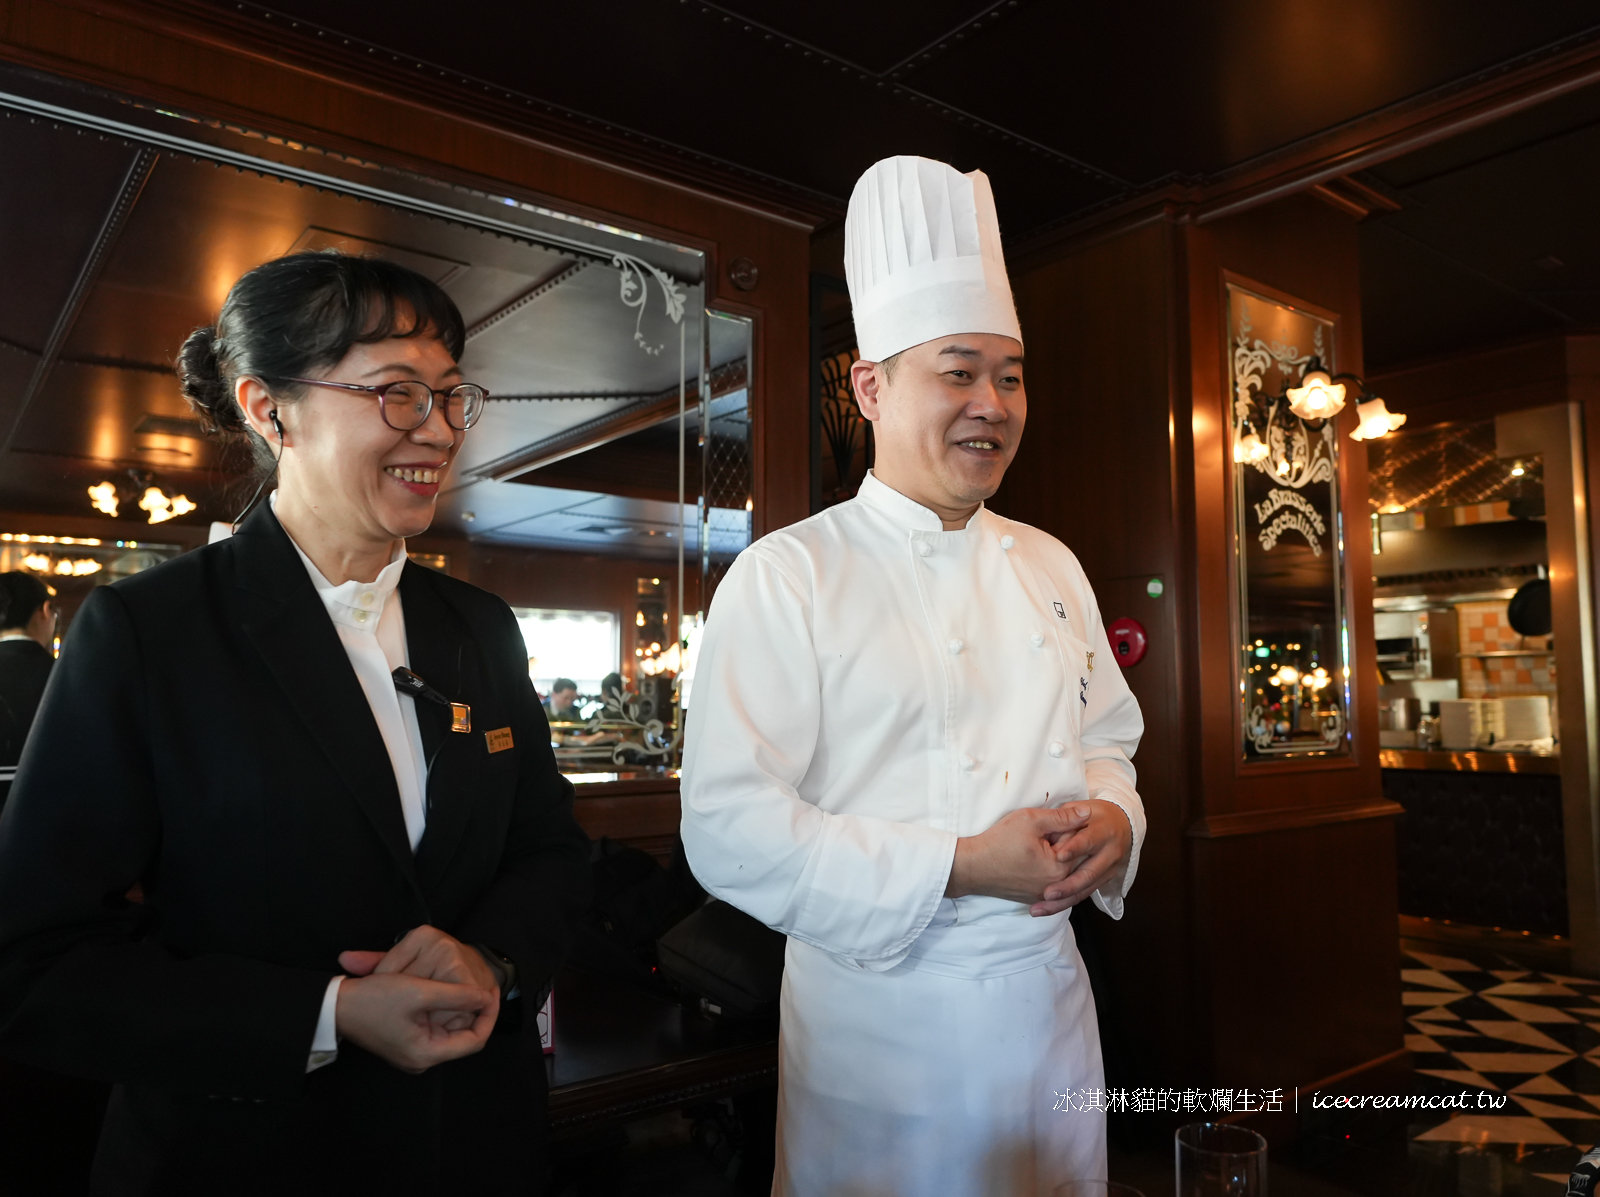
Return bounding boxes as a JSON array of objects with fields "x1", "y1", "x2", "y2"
[
  {"x1": 278, "y1": 527, "x2": 428, "y2": 853},
  {"x1": 268, "y1": 498, "x2": 430, "y2": 1071}
]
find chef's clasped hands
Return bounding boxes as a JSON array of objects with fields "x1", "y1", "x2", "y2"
[{"x1": 945, "y1": 799, "x2": 1134, "y2": 919}]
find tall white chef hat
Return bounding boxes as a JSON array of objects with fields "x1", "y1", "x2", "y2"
[{"x1": 844, "y1": 155, "x2": 1022, "y2": 364}]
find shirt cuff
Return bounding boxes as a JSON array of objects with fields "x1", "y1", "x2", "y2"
[
  {"x1": 1090, "y1": 799, "x2": 1139, "y2": 920},
  {"x1": 306, "y1": 975, "x2": 342, "y2": 1074}
]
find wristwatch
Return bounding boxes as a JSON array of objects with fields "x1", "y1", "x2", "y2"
[{"x1": 474, "y1": 943, "x2": 520, "y2": 1001}]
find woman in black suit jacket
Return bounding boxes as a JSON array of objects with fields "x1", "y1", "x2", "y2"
[{"x1": 0, "y1": 253, "x2": 591, "y2": 1194}]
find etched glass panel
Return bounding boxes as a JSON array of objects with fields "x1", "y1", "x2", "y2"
[{"x1": 1229, "y1": 285, "x2": 1350, "y2": 759}]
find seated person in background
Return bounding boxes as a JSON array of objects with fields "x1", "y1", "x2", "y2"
[
  {"x1": 600, "y1": 671, "x2": 627, "y2": 709},
  {"x1": 543, "y1": 677, "x2": 583, "y2": 722},
  {"x1": 0, "y1": 572, "x2": 54, "y2": 812}
]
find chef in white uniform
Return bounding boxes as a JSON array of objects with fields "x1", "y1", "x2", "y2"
[{"x1": 681, "y1": 155, "x2": 1146, "y2": 1196}]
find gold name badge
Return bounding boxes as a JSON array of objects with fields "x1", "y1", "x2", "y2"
[
  {"x1": 485, "y1": 727, "x2": 514, "y2": 754},
  {"x1": 450, "y1": 703, "x2": 472, "y2": 734}
]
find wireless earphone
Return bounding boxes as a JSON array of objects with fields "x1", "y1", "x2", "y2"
[{"x1": 231, "y1": 406, "x2": 288, "y2": 531}]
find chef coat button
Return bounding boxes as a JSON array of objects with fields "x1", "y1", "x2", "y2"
[
  {"x1": 948, "y1": 638, "x2": 964, "y2": 655},
  {"x1": 1000, "y1": 535, "x2": 1015, "y2": 550},
  {"x1": 1048, "y1": 741, "x2": 1066, "y2": 758},
  {"x1": 917, "y1": 542, "x2": 933, "y2": 557},
  {"x1": 353, "y1": 609, "x2": 369, "y2": 625},
  {"x1": 359, "y1": 591, "x2": 375, "y2": 607},
  {"x1": 1030, "y1": 632, "x2": 1045, "y2": 648},
  {"x1": 960, "y1": 753, "x2": 977, "y2": 771}
]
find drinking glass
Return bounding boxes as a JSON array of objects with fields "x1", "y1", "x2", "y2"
[
  {"x1": 1175, "y1": 1122, "x2": 1268, "y2": 1196},
  {"x1": 1053, "y1": 1182, "x2": 1146, "y2": 1197}
]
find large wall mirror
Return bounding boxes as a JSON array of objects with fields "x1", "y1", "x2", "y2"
[
  {"x1": 1228, "y1": 282, "x2": 1351, "y2": 760},
  {"x1": 0, "y1": 64, "x2": 751, "y2": 781}
]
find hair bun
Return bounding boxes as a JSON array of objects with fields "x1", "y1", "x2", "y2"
[{"x1": 177, "y1": 325, "x2": 241, "y2": 434}]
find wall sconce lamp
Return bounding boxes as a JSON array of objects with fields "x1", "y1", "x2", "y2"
[
  {"x1": 1286, "y1": 356, "x2": 1408, "y2": 441},
  {"x1": 1234, "y1": 356, "x2": 1409, "y2": 484},
  {"x1": 139, "y1": 487, "x2": 197, "y2": 525},
  {"x1": 1232, "y1": 428, "x2": 1270, "y2": 464},
  {"x1": 87, "y1": 480, "x2": 120, "y2": 517},
  {"x1": 88, "y1": 469, "x2": 198, "y2": 525},
  {"x1": 1349, "y1": 397, "x2": 1407, "y2": 442},
  {"x1": 1285, "y1": 365, "x2": 1347, "y2": 420}
]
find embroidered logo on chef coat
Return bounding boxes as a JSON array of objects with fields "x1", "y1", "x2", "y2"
[
  {"x1": 1079, "y1": 677, "x2": 1089, "y2": 706},
  {"x1": 1053, "y1": 601, "x2": 1066, "y2": 619}
]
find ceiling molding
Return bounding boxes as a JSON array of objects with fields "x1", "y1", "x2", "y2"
[
  {"x1": 1011, "y1": 25, "x2": 1600, "y2": 258},
  {"x1": 478, "y1": 357, "x2": 749, "y2": 481},
  {"x1": 682, "y1": 0, "x2": 1127, "y2": 188},
  {"x1": 465, "y1": 261, "x2": 589, "y2": 342},
  {"x1": 1309, "y1": 175, "x2": 1403, "y2": 221},
  {"x1": 0, "y1": 145, "x2": 158, "y2": 459},
  {"x1": 0, "y1": 0, "x2": 840, "y2": 231},
  {"x1": 476, "y1": 392, "x2": 689, "y2": 483},
  {"x1": 1189, "y1": 23, "x2": 1600, "y2": 225}
]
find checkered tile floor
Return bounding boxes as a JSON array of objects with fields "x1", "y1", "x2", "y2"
[{"x1": 1404, "y1": 946, "x2": 1600, "y2": 1188}]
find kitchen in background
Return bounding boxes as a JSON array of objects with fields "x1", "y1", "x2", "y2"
[{"x1": 1371, "y1": 413, "x2": 1568, "y2": 937}]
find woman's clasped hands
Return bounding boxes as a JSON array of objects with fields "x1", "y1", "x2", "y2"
[{"x1": 334, "y1": 925, "x2": 502, "y2": 1074}]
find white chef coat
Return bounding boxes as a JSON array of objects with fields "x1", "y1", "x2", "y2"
[
  {"x1": 270, "y1": 497, "x2": 428, "y2": 1071},
  {"x1": 682, "y1": 470, "x2": 1145, "y2": 1196}
]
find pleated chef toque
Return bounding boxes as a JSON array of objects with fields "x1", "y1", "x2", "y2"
[{"x1": 844, "y1": 155, "x2": 1022, "y2": 363}]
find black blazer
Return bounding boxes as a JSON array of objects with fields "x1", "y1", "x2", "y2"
[
  {"x1": 0, "y1": 636, "x2": 52, "y2": 809},
  {"x1": 0, "y1": 506, "x2": 591, "y2": 1195}
]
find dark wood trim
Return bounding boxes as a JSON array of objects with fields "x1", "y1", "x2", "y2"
[
  {"x1": 1235, "y1": 755, "x2": 1361, "y2": 778},
  {"x1": 1009, "y1": 192, "x2": 1192, "y2": 273},
  {"x1": 547, "y1": 1042, "x2": 778, "y2": 1140},
  {"x1": 1299, "y1": 1047, "x2": 1412, "y2": 1095},
  {"x1": 5, "y1": 0, "x2": 836, "y2": 231},
  {"x1": 1309, "y1": 175, "x2": 1404, "y2": 222},
  {"x1": 1014, "y1": 28, "x2": 1600, "y2": 261},
  {"x1": 571, "y1": 776, "x2": 681, "y2": 799},
  {"x1": 571, "y1": 779, "x2": 681, "y2": 856},
  {"x1": 1380, "y1": 748, "x2": 1563, "y2": 775},
  {"x1": 1186, "y1": 799, "x2": 1403, "y2": 839},
  {"x1": 1192, "y1": 29, "x2": 1600, "y2": 225}
]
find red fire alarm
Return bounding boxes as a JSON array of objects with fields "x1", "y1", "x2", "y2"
[{"x1": 1107, "y1": 617, "x2": 1148, "y2": 667}]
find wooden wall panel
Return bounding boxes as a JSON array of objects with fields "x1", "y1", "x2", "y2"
[
  {"x1": 1184, "y1": 195, "x2": 1382, "y2": 819},
  {"x1": 1183, "y1": 195, "x2": 1401, "y2": 1089},
  {"x1": 1004, "y1": 193, "x2": 1403, "y2": 1104},
  {"x1": 996, "y1": 221, "x2": 1204, "y2": 1078},
  {"x1": 1193, "y1": 818, "x2": 1403, "y2": 1085},
  {"x1": 1368, "y1": 336, "x2": 1573, "y2": 428}
]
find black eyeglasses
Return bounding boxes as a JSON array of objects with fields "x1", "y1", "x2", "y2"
[{"x1": 284, "y1": 377, "x2": 488, "y2": 431}]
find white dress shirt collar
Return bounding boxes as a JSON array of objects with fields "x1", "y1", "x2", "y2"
[{"x1": 269, "y1": 492, "x2": 406, "y2": 634}]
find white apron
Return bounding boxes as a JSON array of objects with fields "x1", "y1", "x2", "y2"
[{"x1": 682, "y1": 471, "x2": 1145, "y2": 1197}]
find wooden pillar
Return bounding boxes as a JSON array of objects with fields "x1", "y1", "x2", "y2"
[{"x1": 997, "y1": 193, "x2": 1404, "y2": 1103}]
